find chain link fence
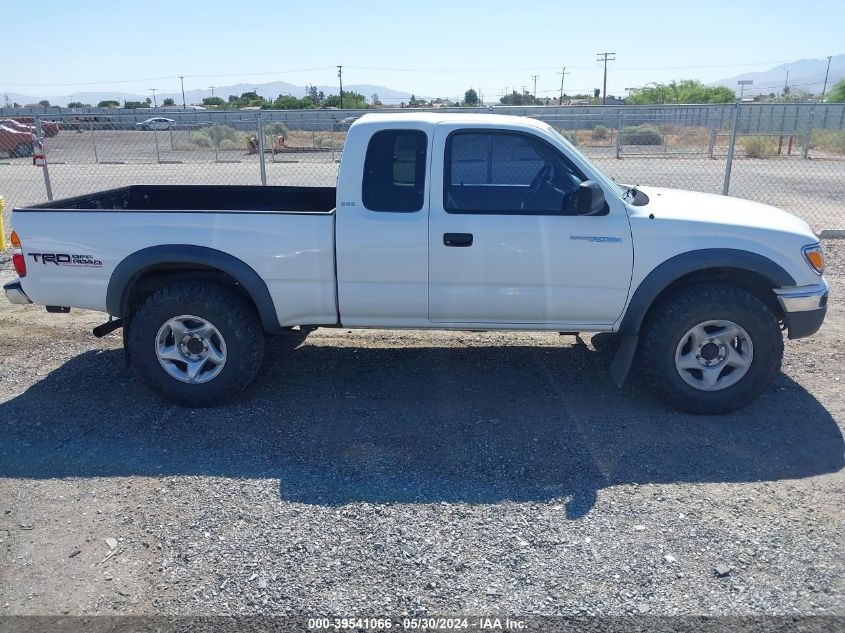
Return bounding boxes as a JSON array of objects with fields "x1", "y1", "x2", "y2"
[{"x1": 1, "y1": 104, "x2": 844, "y2": 237}]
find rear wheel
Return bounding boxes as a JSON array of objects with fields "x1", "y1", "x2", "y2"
[
  {"x1": 127, "y1": 282, "x2": 265, "y2": 406},
  {"x1": 639, "y1": 283, "x2": 783, "y2": 414}
]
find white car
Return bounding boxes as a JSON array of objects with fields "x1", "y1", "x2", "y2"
[
  {"x1": 136, "y1": 117, "x2": 174, "y2": 131},
  {"x1": 5, "y1": 113, "x2": 828, "y2": 412}
]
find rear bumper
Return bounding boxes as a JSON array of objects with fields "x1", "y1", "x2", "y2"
[
  {"x1": 775, "y1": 280, "x2": 828, "y2": 339},
  {"x1": 3, "y1": 279, "x2": 32, "y2": 305}
]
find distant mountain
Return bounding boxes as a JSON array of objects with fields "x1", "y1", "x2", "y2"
[
  {"x1": 712, "y1": 55, "x2": 845, "y2": 96},
  {"x1": 3, "y1": 81, "x2": 416, "y2": 108}
]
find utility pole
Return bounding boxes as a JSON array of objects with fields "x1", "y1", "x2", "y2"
[
  {"x1": 783, "y1": 69, "x2": 790, "y2": 96},
  {"x1": 337, "y1": 65, "x2": 344, "y2": 108},
  {"x1": 179, "y1": 76, "x2": 186, "y2": 109},
  {"x1": 821, "y1": 55, "x2": 834, "y2": 98},
  {"x1": 209, "y1": 86, "x2": 215, "y2": 97},
  {"x1": 596, "y1": 52, "x2": 615, "y2": 105},
  {"x1": 531, "y1": 75, "x2": 539, "y2": 102},
  {"x1": 149, "y1": 88, "x2": 158, "y2": 108},
  {"x1": 557, "y1": 67, "x2": 570, "y2": 105}
]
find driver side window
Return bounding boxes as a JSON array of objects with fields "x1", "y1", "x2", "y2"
[{"x1": 444, "y1": 130, "x2": 586, "y2": 214}]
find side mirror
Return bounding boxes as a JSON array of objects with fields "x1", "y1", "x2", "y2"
[{"x1": 575, "y1": 180, "x2": 608, "y2": 215}]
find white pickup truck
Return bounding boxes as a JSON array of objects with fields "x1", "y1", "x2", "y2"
[{"x1": 5, "y1": 113, "x2": 828, "y2": 412}]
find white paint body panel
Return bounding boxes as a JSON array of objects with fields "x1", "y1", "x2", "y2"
[
  {"x1": 15, "y1": 211, "x2": 338, "y2": 327},
  {"x1": 11, "y1": 112, "x2": 823, "y2": 334},
  {"x1": 426, "y1": 119, "x2": 633, "y2": 328}
]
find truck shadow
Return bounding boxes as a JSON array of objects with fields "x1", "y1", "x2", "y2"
[{"x1": 0, "y1": 335, "x2": 842, "y2": 519}]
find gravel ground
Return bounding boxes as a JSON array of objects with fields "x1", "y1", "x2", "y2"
[{"x1": 0, "y1": 242, "x2": 843, "y2": 618}]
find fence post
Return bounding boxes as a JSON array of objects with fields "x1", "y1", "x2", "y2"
[
  {"x1": 90, "y1": 119, "x2": 99, "y2": 163},
  {"x1": 256, "y1": 111, "x2": 267, "y2": 186},
  {"x1": 34, "y1": 115, "x2": 53, "y2": 201},
  {"x1": 722, "y1": 102, "x2": 740, "y2": 196},
  {"x1": 615, "y1": 110, "x2": 623, "y2": 159},
  {"x1": 153, "y1": 129, "x2": 161, "y2": 163},
  {"x1": 708, "y1": 107, "x2": 722, "y2": 159},
  {"x1": 330, "y1": 119, "x2": 336, "y2": 162},
  {"x1": 801, "y1": 106, "x2": 814, "y2": 160}
]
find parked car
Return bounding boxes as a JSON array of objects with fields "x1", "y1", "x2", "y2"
[
  {"x1": 5, "y1": 113, "x2": 828, "y2": 412},
  {"x1": 12, "y1": 117, "x2": 59, "y2": 137},
  {"x1": 0, "y1": 124, "x2": 34, "y2": 157},
  {"x1": 136, "y1": 117, "x2": 175, "y2": 131}
]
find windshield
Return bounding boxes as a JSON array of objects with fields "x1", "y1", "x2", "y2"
[{"x1": 545, "y1": 125, "x2": 625, "y2": 199}]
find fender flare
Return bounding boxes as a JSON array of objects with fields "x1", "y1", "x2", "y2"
[
  {"x1": 106, "y1": 244, "x2": 280, "y2": 332},
  {"x1": 609, "y1": 248, "x2": 795, "y2": 387}
]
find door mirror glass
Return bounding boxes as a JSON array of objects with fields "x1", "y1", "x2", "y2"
[{"x1": 575, "y1": 181, "x2": 609, "y2": 216}]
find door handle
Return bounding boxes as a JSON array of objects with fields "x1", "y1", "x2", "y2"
[{"x1": 443, "y1": 233, "x2": 473, "y2": 247}]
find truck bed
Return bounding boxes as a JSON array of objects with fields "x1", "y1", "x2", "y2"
[{"x1": 21, "y1": 185, "x2": 337, "y2": 214}]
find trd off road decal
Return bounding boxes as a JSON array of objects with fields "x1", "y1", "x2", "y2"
[{"x1": 27, "y1": 253, "x2": 103, "y2": 268}]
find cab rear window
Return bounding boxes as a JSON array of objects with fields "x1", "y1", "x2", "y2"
[{"x1": 362, "y1": 130, "x2": 427, "y2": 212}]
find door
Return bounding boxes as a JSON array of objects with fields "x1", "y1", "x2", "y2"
[
  {"x1": 428, "y1": 126, "x2": 634, "y2": 328},
  {"x1": 335, "y1": 126, "x2": 431, "y2": 327}
]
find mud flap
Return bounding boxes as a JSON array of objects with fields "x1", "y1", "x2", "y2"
[{"x1": 609, "y1": 334, "x2": 639, "y2": 388}]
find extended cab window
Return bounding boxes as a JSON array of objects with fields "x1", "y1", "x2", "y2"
[
  {"x1": 445, "y1": 131, "x2": 586, "y2": 214},
  {"x1": 362, "y1": 130, "x2": 427, "y2": 212}
]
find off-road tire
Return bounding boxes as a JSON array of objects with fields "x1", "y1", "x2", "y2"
[
  {"x1": 639, "y1": 283, "x2": 783, "y2": 414},
  {"x1": 127, "y1": 281, "x2": 265, "y2": 407}
]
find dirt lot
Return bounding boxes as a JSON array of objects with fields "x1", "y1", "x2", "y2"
[{"x1": 0, "y1": 242, "x2": 843, "y2": 618}]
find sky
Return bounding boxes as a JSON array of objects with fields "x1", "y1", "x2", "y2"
[{"x1": 3, "y1": 0, "x2": 844, "y2": 102}]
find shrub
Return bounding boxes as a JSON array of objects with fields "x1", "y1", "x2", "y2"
[
  {"x1": 811, "y1": 129, "x2": 845, "y2": 154},
  {"x1": 592, "y1": 125, "x2": 609, "y2": 140},
  {"x1": 740, "y1": 135, "x2": 776, "y2": 158},
  {"x1": 264, "y1": 123, "x2": 289, "y2": 138},
  {"x1": 189, "y1": 124, "x2": 245, "y2": 149},
  {"x1": 558, "y1": 129, "x2": 578, "y2": 145},
  {"x1": 621, "y1": 125, "x2": 662, "y2": 145}
]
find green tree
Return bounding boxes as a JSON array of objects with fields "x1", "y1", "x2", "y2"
[
  {"x1": 307, "y1": 85, "x2": 325, "y2": 105},
  {"x1": 38, "y1": 99, "x2": 50, "y2": 107},
  {"x1": 97, "y1": 100, "x2": 120, "y2": 108},
  {"x1": 626, "y1": 79, "x2": 735, "y2": 104},
  {"x1": 162, "y1": 97, "x2": 175, "y2": 106},
  {"x1": 323, "y1": 91, "x2": 368, "y2": 109},
  {"x1": 202, "y1": 96, "x2": 226, "y2": 107},
  {"x1": 371, "y1": 93, "x2": 382, "y2": 106},
  {"x1": 271, "y1": 94, "x2": 315, "y2": 109},
  {"x1": 123, "y1": 100, "x2": 149, "y2": 109},
  {"x1": 826, "y1": 79, "x2": 845, "y2": 103},
  {"x1": 67, "y1": 101, "x2": 91, "y2": 108},
  {"x1": 464, "y1": 88, "x2": 479, "y2": 106}
]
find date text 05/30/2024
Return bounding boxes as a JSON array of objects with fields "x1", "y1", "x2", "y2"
[{"x1": 307, "y1": 617, "x2": 527, "y2": 630}]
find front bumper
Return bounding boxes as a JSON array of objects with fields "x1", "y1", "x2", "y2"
[
  {"x1": 774, "y1": 280, "x2": 829, "y2": 339},
  {"x1": 4, "y1": 279, "x2": 32, "y2": 305}
]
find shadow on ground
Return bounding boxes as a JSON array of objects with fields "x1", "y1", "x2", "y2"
[{"x1": 1, "y1": 334, "x2": 842, "y2": 518}]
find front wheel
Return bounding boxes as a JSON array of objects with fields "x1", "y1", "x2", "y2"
[
  {"x1": 639, "y1": 283, "x2": 783, "y2": 414},
  {"x1": 127, "y1": 282, "x2": 265, "y2": 406}
]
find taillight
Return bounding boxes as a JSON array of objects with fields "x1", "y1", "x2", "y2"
[{"x1": 11, "y1": 230, "x2": 26, "y2": 277}]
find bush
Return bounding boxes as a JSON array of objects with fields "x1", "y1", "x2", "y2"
[
  {"x1": 811, "y1": 129, "x2": 845, "y2": 154},
  {"x1": 740, "y1": 135, "x2": 776, "y2": 158},
  {"x1": 592, "y1": 125, "x2": 609, "y2": 140},
  {"x1": 264, "y1": 123, "x2": 289, "y2": 138},
  {"x1": 189, "y1": 124, "x2": 244, "y2": 149},
  {"x1": 557, "y1": 129, "x2": 578, "y2": 146},
  {"x1": 621, "y1": 125, "x2": 662, "y2": 145}
]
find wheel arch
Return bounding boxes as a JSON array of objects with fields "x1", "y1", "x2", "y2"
[
  {"x1": 106, "y1": 244, "x2": 281, "y2": 332},
  {"x1": 609, "y1": 248, "x2": 794, "y2": 387}
]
